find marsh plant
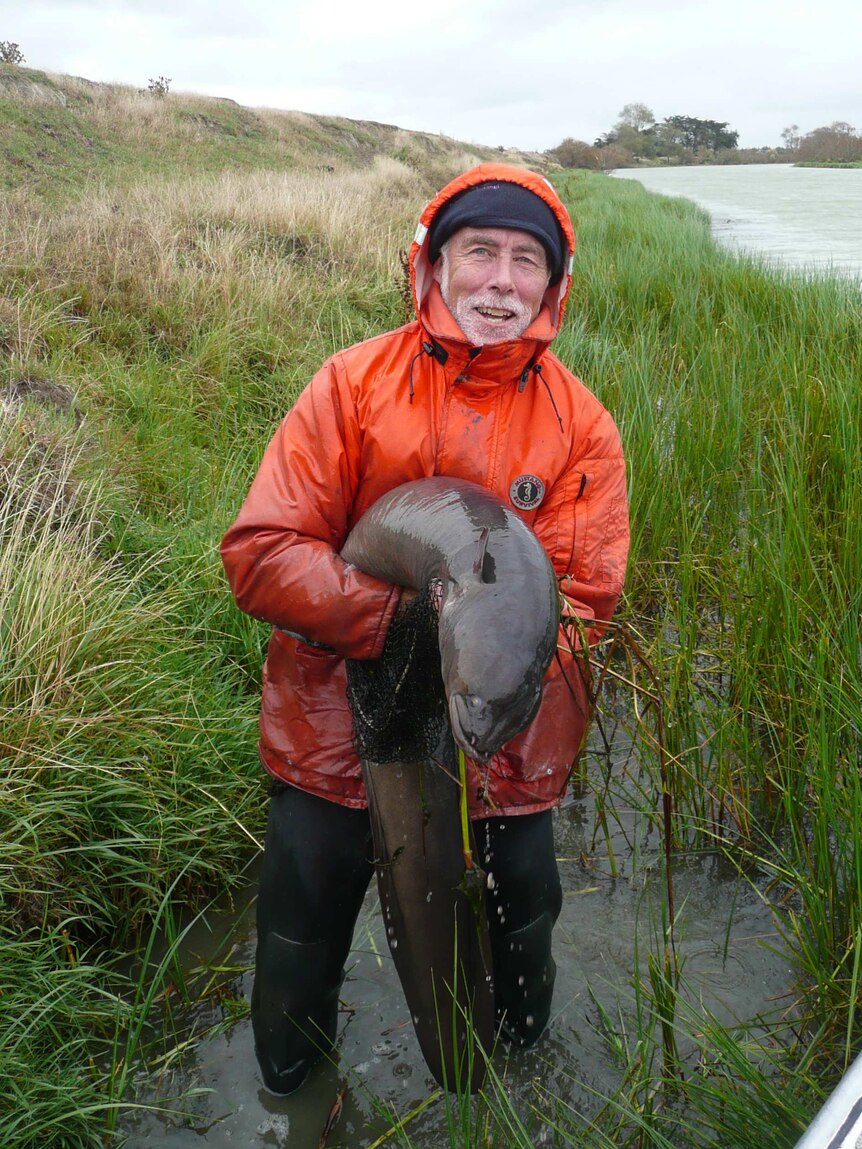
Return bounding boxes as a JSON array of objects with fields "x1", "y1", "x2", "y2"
[{"x1": 1, "y1": 78, "x2": 861, "y2": 1146}]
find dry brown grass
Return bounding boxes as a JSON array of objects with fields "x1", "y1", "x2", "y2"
[{"x1": 2, "y1": 158, "x2": 427, "y2": 336}]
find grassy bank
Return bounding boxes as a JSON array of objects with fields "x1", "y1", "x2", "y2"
[
  {"x1": 795, "y1": 160, "x2": 862, "y2": 169},
  {"x1": 551, "y1": 171, "x2": 862, "y2": 1145},
  {"x1": 2, "y1": 68, "x2": 862, "y2": 1146}
]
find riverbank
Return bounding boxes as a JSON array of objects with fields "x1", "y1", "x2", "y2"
[
  {"x1": 2, "y1": 74, "x2": 861, "y2": 1147},
  {"x1": 796, "y1": 160, "x2": 862, "y2": 168}
]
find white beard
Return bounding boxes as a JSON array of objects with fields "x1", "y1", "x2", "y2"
[{"x1": 438, "y1": 263, "x2": 535, "y2": 346}]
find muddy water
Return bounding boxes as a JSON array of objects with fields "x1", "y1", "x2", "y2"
[{"x1": 117, "y1": 775, "x2": 791, "y2": 1148}]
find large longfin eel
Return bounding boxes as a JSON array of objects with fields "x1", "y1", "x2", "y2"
[
  {"x1": 361, "y1": 727, "x2": 494, "y2": 1092},
  {"x1": 341, "y1": 477, "x2": 559, "y2": 1090}
]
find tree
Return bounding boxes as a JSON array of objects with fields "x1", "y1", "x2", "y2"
[
  {"x1": 0, "y1": 40, "x2": 25, "y2": 64},
  {"x1": 608, "y1": 104, "x2": 659, "y2": 159},
  {"x1": 660, "y1": 116, "x2": 738, "y2": 152},
  {"x1": 797, "y1": 122, "x2": 862, "y2": 163},
  {"x1": 781, "y1": 124, "x2": 800, "y2": 151},
  {"x1": 547, "y1": 138, "x2": 602, "y2": 170},
  {"x1": 617, "y1": 102, "x2": 655, "y2": 133}
]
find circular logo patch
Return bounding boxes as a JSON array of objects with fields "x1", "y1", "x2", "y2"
[{"x1": 510, "y1": 473, "x2": 545, "y2": 511}]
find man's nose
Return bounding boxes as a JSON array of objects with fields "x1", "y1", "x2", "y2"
[{"x1": 488, "y1": 253, "x2": 515, "y2": 292}]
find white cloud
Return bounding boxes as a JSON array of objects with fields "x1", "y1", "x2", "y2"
[{"x1": 7, "y1": 0, "x2": 862, "y2": 150}]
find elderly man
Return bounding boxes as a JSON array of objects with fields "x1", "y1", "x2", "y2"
[{"x1": 221, "y1": 163, "x2": 629, "y2": 1094}]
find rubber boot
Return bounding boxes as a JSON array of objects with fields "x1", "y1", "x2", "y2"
[
  {"x1": 492, "y1": 911, "x2": 557, "y2": 1047},
  {"x1": 251, "y1": 931, "x2": 346, "y2": 1095}
]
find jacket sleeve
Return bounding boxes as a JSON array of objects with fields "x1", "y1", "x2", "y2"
[
  {"x1": 533, "y1": 403, "x2": 629, "y2": 640},
  {"x1": 220, "y1": 357, "x2": 401, "y2": 660}
]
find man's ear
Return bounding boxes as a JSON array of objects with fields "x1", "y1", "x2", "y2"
[{"x1": 431, "y1": 259, "x2": 442, "y2": 285}]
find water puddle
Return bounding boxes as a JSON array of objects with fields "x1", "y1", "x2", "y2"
[{"x1": 117, "y1": 778, "x2": 791, "y2": 1147}]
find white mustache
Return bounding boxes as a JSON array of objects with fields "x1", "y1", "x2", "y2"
[{"x1": 466, "y1": 293, "x2": 531, "y2": 320}]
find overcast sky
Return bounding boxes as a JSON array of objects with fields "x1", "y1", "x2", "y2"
[{"x1": 5, "y1": 0, "x2": 861, "y2": 151}]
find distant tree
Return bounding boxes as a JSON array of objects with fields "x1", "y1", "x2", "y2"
[
  {"x1": 0, "y1": 40, "x2": 25, "y2": 64},
  {"x1": 781, "y1": 124, "x2": 800, "y2": 151},
  {"x1": 607, "y1": 104, "x2": 658, "y2": 159},
  {"x1": 661, "y1": 115, "x2": 738, "y2": 152},
  {"x1": 616, "y1": 123, "x2": 663, "y2": 158},
  {"x1": 146, "y1": 75, "x2": 171, "y2": 98},
  {"x1": 797, "y1": 121, "x2": 862, "y2": 163},
  {"x1": 547, "y1": 137, "x2": 602, "y2": 169},
  {"x1": 616, "y1": 102, "x2": 655, "y2": 133},
  {"x1": 595, "y1": 142, "x2": 636, "y2": 170},
  {"x1": 651, "y1": 120, "x2": 686, "y2": 158}
]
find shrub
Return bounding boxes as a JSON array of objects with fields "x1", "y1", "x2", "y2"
[
  {"x1": 547, "y1": 137, "x2": 603, "y2": 170},
  {"x1": 0, "y1": 40, "x2": 25, "y2": 64},
  {"x1": 146, "y1": 75, "x2": 171, "y2": 98}
]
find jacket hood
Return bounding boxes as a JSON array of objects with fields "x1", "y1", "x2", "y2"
[{"x1": 409, "y1": 163, "x2": 576, "y2": 344}]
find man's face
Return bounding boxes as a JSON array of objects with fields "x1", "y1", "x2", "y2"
[{"x1": 432, "y1": 226, "x2": 551, "y2": 345}]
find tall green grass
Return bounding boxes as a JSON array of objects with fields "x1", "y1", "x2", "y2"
[{"x1": 552, "y1": 170, "x2": 862, "y2": 1143}]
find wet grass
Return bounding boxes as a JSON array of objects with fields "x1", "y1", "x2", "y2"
[
  {"x1": 1, "y1": 77, "x2": 861, "y2": 1145},
  {"x1": 548, "y1": 170, "x2": 862, "y2": 1145}
]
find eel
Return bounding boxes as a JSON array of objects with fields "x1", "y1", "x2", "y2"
[
  {"x1": 342, "y1": 476, "x2": 560, "y2": 763},
  {"x1": 341, "y1": 476, "x2": 560, "y2": 1091}
]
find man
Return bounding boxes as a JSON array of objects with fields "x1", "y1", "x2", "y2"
[{"x1": 221, "y1": 163, "x2": 629, "y2": 1094}]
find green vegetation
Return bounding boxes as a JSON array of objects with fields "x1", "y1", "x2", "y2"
[
  {"x1": 796, "y1": 160, "x2": 862, "y2": 169},
  {"x1": 2, "y1": 66, "x2": 861, "y2": 1147},
  {"x1": 0, "y1": 63, "x2": 535, "y2": 201},
  {"x1": 549, "y1": 104, "x2": 862, "y2": 171},
  {"x1": 548, "y1": 102, "x2": 760, "y2": 171},
  {"x1": 794, "y1": 121, "x2": 862, "y2": 164},
  {"x1": 551, "y1": 174, "x2": 862, "y2": 1143}
]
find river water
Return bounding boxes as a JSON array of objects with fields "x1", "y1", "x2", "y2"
[{"x1": 611, "y1": 163, "x2": 862, "y2": 278}]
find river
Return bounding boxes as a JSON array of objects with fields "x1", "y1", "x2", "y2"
[{"x1": 611, "y1": 163, "x2": 862, "y2": 278}]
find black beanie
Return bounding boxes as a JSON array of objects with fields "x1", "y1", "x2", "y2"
[{"x1": 427, "y1": 181, "x2": 567, "y2": 285}]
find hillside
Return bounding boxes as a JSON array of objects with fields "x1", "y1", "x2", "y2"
[{"x1": 0, "y1": 63, "x2": 550, "y2": 199}]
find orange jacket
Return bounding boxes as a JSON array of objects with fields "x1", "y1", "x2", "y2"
[{"x1": 221, "y1": 163, "x2": 629, "y2": 816}]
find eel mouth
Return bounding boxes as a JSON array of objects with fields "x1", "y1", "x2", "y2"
[
  {"x1": 449, "y1": 685, "x2": 544, "y2": 762},
  {"x1": 449, "y1": 693, "x2": 500, "y2": 762}
]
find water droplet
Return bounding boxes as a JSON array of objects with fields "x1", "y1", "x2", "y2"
[
  {"x1": 526, "y1": 1014, "x2": 535, "y2": 1027},
  {"x1": 486, "y1": 872, "x2": 496, "y2": 889},
  {"x1": 517, "y1": 975, "x2": 525, "y2": 986},
  {"x1": 391, "y1": 939, "x2": 398, "y2": 949},
  {"x1": 425, "y1": 891, "x2": 433, "y2": 902}
]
